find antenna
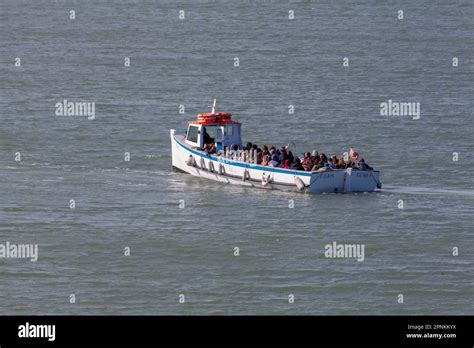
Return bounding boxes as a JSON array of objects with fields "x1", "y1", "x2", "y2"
[{"x1": 211, "y1": 98, "x2": 216, "y2": 114}]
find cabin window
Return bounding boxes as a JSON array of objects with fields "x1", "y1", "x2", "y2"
[
  {"x1": 203, "y1": 126, "x2": 216, "y2": 144},
  {"x1": 187, "y1": 125, "x2": 199, "y2": 143},
  {"x1": 224, "y1": 124, "x2": 233, "y2": 136}
]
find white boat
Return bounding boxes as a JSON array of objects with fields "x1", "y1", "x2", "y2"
[{"x1": 170, "y1": 102, "x2": 381, "y2": 193}]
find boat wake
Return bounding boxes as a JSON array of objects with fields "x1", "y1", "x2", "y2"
[{"x1": 381, "y1": 185, "x2": 474, "y2": 197}]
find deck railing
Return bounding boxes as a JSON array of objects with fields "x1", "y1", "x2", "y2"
[{"x1": 222, "y1": 149, "x2": 258, "y2": 164}]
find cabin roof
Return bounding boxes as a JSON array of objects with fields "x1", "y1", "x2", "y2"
[
  {"x1": 187, "y1": 112, "x2": 240, "y2": 125},
  {"x1": 187, "y1": 120, "x2": 241, "y2": 125}
]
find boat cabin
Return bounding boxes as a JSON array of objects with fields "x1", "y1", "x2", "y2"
[{"x1": 185, "y1": 112, "x2": 242, "y2": 152}]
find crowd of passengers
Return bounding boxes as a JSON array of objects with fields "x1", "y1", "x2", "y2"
[{"x1": 202, "y1": 142, "x2": 373, "y2": 171}]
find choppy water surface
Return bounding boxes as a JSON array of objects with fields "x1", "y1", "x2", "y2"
[{"x1": 0, "y1": 0, "x2": 473, "y2": 315}]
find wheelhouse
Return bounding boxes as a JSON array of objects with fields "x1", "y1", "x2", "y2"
[{"x1": 185, "y1": 112, "x2": 242, "y2": 151}]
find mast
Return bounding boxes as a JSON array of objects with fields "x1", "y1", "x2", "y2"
[{"x1": 211, "y1": 98, "x2": 216, "y2": 114}]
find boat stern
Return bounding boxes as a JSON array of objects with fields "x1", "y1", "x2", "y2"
[
  {"x1": 309, "y1": 168, "x2": 381, "y2": 193},
  {"x1": 308, "y1": 170, "x2": 346, "y2": 193}
]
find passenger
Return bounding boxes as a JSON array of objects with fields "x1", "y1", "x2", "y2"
[
  {"x1": 349, "y1": 148, "x2": 360, "y2": 161},
  {"x1": 209, "y1": 144, "x2": 217, "y2": 155},
  {"x1": 203, "y1": 128, "x2": 211, "y2": 144},
  {"x1": 321, "y1": 162, "x2": 331, "y2": 171},
  {"x1": 356, "y1": 158, "x2": 372, "y2": 170},
  {"x1": 279, "y1": 147, "x2": 288, "y2": 166},
  {"x1": 283, "y1": 159, "x2": 291, "y2": 169},
  {"x1": 284, "y1": 148, "x2": 375, "y2": 170},
  {"x1": 268, "y1": 153, "x2": 280, "y2": 167},
  {"x1": 288, "y1": 151, "x2": 294, "y2": 164},
  {"x1": 261, "y1": 154, "x2": 270, "y2": 166},
  {"x1": 311, "y1": 162, "x2": 321, "y2": 171},
  {"x1": 291, "y1": 157, "x2": 304, "y2": 171},
  {"x1": 202, "y1": 143, "x2": 216, "y2": 155},
  {"x1": 359, "y1": 158, "x2": 373, "y2": 170},
  {"x1": 274, "y1": 149, "x2": 281, "y2": 164},
  {"x1": 302, "y1": 152, "x2": 313, "y2": 171},
  {"x1": 262, "y1": 145, "x2": 270, "y2": 156},
  {"x1": 311, "y1": 155, "x2": 318, "y2": 164},
  {"x1": 337, "y1": 157, "x2": 345, "y2": 169}
]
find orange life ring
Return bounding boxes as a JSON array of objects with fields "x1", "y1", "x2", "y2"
[
  {"x1": 197, "y1": 113, "x2": 218, "y2": 123},
  {"x1": 215, "y1": 113, "x2": 232, "y2": 122},
  {"x1": 195, "y1": 112, "x2": 232, "y2": 124}
]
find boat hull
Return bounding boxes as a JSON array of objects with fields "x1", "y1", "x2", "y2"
[{"x1": 170, "y1": 129, "x2": 381, "y2": 193}]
